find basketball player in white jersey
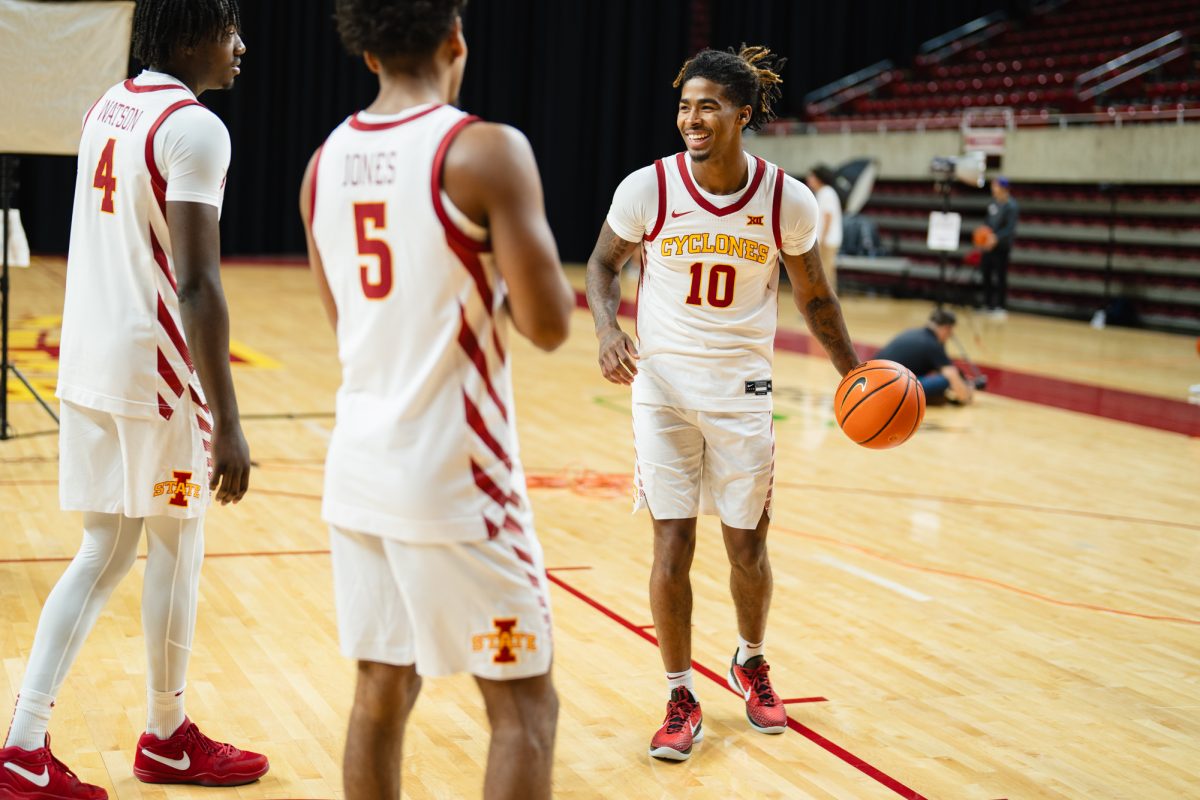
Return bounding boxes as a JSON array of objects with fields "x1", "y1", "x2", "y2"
[
  {"x1": 586, "y1": 46, "x2": 861, "y2": 761},
  {"x1": 300, "y1": 2, "x2": 573, "y2": 797},
  {"x1": 0, "y1": 2, "x2": 269, "y2": 797}
]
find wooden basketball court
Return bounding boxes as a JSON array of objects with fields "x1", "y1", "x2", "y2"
[{"x1": 2, "y1": 258, "x2": 1197, "y2": 798}]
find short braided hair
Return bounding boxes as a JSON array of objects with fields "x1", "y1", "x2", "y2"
[
  {"x1": 673, "y1": 44, "x2": 786, "y2": 131},
  {"x1": 131, "y1": 0, "x2": 241, "y2": 69},
  {"x1": 335, "y1": 0, "x2": 466, "y2": 63}
]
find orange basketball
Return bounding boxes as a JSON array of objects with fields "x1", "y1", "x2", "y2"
[
  {"x1": 973, "y1": 225, "x2": 997, "y2": 248},
  {"x1": 835, "y1": 360, "x2": 925, "y2": 449}
]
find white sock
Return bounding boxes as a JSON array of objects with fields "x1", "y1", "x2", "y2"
[
  {"x1": 736, "y1": 635, "x2": 764, "y2": 666},
  {"x1": 666, "y1": 668, "x2": 695, "y2": 700},
  {"x1": 146, "y1": 687, "x2": 186, "y2": 739},
  {"x1": 5, "y1": 689, "x2": 54, "y2": 750}
]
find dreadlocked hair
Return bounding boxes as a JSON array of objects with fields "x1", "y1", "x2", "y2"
[
  {"x1": 672, "y1": 44, "x2": 786, "y2": 131},
  {"x1": 336, "y1": 0, "x2": 466, "y2": 65},
  {"x1": 131, "y1": 0, "x2": 241, "y2": 69}
]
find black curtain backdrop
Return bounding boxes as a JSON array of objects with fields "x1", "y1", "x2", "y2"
[{"x1": 16, "y1": 0, "x2": 1017, "y2": 263}]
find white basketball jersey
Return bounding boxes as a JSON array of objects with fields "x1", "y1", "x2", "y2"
[
  {"x1": 633, "y1": 153, "x2": 788, "y2": 411},
  {"x1": 57, "y1": 77, "x2": 215, "y2": 421},
  {"x1": 311, "y1": 104, "x2": 529, "y2": 544}
]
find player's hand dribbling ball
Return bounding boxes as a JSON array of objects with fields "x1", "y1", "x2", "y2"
[{"x1": 835, "y1": 360, "x2": 925, "y2": 449}]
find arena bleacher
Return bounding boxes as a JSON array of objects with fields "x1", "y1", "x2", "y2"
[{"x1": 771, "y1": 0, "x2": 1200, "y2": 333}]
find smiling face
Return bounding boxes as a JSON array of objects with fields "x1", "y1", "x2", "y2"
[{"x1": 677, "y1": 77, "x2": 751, "y2": 162}]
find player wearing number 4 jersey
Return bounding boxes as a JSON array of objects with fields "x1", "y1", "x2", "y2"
[
  {"x1": 586, "y1": 45, "x2": 862, "y2": 762},
  {"x1": 301, "y1": 1, "x2": 573, "y2": 798},
  {"x1": 0, "y1": 2, "x2": 268, "y2": 798}
]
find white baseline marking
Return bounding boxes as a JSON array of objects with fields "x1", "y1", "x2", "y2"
[{"x1": 812, "y1": 553, "x2": 932, "y2": 602}]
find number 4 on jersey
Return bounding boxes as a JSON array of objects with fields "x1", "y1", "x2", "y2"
[{"x1": 93, "y1": 137, "x2": 117, "y2": 214}]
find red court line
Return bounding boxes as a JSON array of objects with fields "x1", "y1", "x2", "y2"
[
  {"x1": 781, "y1": 697, "x2": 829, "y2": 704},
  {"x1": 545, "y1": 571, "x2": 929, "y2": 800},
  {"x1": 775, "y1": 525, "x2": 1200, "y2": 626},
  {"x1": 574, "y1": 291, "x2": 1200, "y2": 436}
]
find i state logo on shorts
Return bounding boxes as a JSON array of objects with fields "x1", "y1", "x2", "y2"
[
  {"x1": 153, "y1": 469, "x2": 202, "y2": 508},
  {"x1": 472, "y1": 617, "x2": 537, "y2": 664}
]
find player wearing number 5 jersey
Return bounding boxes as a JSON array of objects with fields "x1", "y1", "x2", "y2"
[
  {"x1": 586, "y1": 45, "x2": 861, "y2": 762},
  {"x1": 0, "y1": 2, "x2": 268, "y2": 798},
  {"x1": 300, "y1": 2, "x2": 573, "y2": 798}
]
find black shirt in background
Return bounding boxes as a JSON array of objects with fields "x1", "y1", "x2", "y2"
[{"x1": 874, "y1": 327, "x2": 951, "y2": 377}]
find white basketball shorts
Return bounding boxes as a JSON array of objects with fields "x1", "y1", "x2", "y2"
[
  {"x1": 59, "y1": 397, "x2": 212, "y2": 520},
  {"x1": 330, "y1": 520, "x2": 553, "y2": 680},
  {"x1": 632, "y1": 403, "x2": 774, "y2": 530}
]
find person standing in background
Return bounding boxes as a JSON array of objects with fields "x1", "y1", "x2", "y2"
[
  {"x1": 806, "y1": 164, "x2": 842, "y2": 292},
  {"x1": 980, "y1": 176, "x2": 1019, "y2": 319}
]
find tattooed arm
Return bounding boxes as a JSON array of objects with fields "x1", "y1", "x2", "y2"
[
  {"x1": 585, "y1": 222, "x2": 640, "y2": 385},
  {"x1": 780, "y1": 245, "x2": 860, "y2": 376}
]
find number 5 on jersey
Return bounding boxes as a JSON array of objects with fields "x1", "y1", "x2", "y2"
[
  {"x1": 685, "y1": 262, "x2": 736, "y2": 308},
  {"x1": 354, "y1": 202, "x2": 393, "y2": 299},
  {"x1": 93, "y1": 137, "x2": 118, "y2": 214}
]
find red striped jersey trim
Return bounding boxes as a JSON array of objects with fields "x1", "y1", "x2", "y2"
[
  {"x1": 674, "y1": 152, "x2": 766, "y2": 217},
  {"x1": 124, "y1": 79, "x2": 186, "y2": 94},
  {"x1": 463, "y1": 391, "x2": 512, "y2": 470},
  {"x1": 512, "y1": 544, "x2": 534, "y2": 566},
  {"x1": 157, "y1": 348, "x2": 184, "y2": 397},
  {"x1": 449, "y1": 234, "x2": 494, "y2": 316},
  {"x1": 471, "y1": 459, "x2": 516, "y2": 508},
  {"x1": 157, "y1": 394, "x2": 174, "y2": 420},
  {"x1": 145, "y1": 99, "x2": 203, "y2": 208},
  {"x1": 771, "y1": 166, "x2": 785, "y2": 251},
  {"x1": 150, "y1": 227, "x2": 177, "y2": 292},
  {"x1": 457, "y1": 305, "x2": 509, "y2": 422},
  {"x1": 645, "y1": 159, "x2": 667, "y2": 242},
  {"x1": 348, "y1": 103, "x2": 444, "y2": 131},
  {"x1": 431, "y1": 114, "x2": 487, "y2": 254},
  {"x1": 188, "y1": 384, "x2": 210, "y2": 413},
  {"x1": 157, "y1": 295, "x2": 193, "y2": 370},
  {"x1": 196, "y1": 414, "x2": 212, "y2": 434}
]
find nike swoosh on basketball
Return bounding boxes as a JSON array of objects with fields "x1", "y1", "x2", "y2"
[
  {"x1": 140, "y1": 749, "x2": 191, "y2": 770},
  {"x1": 670, "y1": 209, "x2": 694, "y2": 218},
  {"x1": 3, "y1": 762, "x2": 50, "y2": 787},
  {"x1": 849, "y1": 376, "x2": 868, "y2": 393}
]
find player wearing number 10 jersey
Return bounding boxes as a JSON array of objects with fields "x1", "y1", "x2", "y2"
[
  {"x1": 300, "y1": 1, "x2": 573, "y2": 797},
  {"x1": 586, "y1": 45, "x2": 861, "y2": 762}
]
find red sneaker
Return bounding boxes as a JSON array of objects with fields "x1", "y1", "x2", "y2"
[
  {"x1": 0, "y1": 736, "x2": 107, "y2": 799},
  {"x1": 648, "y1": 687, "x2": 703, "y2": 761},
  {"x1": 726, "y1": 653, "x2": 787, "y2": 734},
  {"x1": 131, "y1": 719, "x2": 268, "y2": 786}
]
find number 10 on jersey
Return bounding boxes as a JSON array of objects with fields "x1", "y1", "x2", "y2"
[{"x1": 685, "y1": 262, "x2": 735, "y2": 308}]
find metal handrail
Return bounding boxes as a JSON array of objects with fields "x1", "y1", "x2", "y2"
[
  {"x1": 915, "y1": 13, "x2": 1009, "y2": 67},
  {"x1": 1075, "y1": 31, "x2": 1189, "y2": 102},
  {"x1": 918, "y1": 12, "x2": 1005, "y2": 55},
  {"x1": 803, "y1": 60, "x2": 893, "y2": 106}
]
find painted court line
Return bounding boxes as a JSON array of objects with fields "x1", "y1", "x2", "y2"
[
  {"x1": 545, "y1": 571, "x2": 930, "y2": 800},
  {"x1": 813, "y1": 553, "x2": 932, "y2": 602}
]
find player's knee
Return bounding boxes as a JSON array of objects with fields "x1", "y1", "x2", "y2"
[
  {"x1": 355, "y1": 661, "x2": 420, "y2": 717},
  {"x1": 728, "y1": 538, "x2": 769, "y2": 572}
]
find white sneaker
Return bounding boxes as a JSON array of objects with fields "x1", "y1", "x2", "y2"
[{"x1": 988, "y1": 308, "x2": 1008, "y2": 320}]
